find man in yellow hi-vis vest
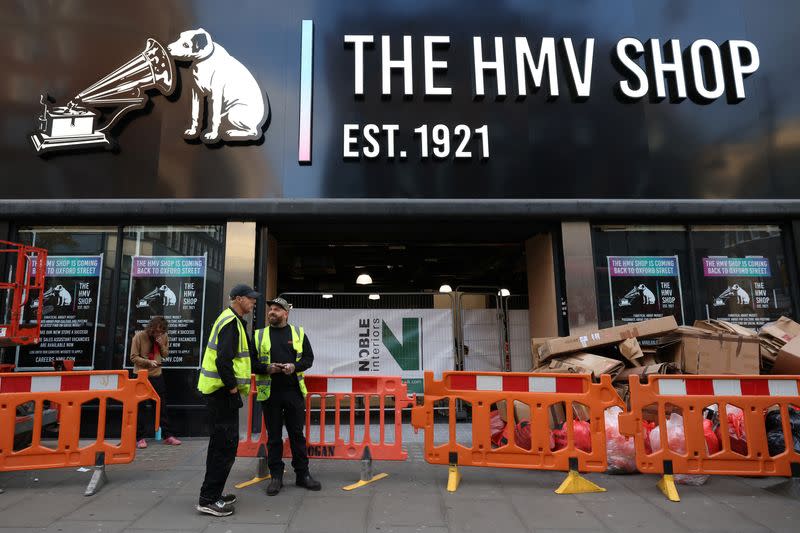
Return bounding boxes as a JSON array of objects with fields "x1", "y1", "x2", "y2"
[
  {"x1": 196, "y1": 284, "x2": 258, "y2": 517},
  {"x1": 251, "y1": 297, "x2": 321, "y2": 495}
]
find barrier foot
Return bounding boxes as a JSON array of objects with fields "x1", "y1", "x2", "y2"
[
  {"x1": 766, "y1": 463, "x2": 800, "y2": 499},
  {"x1": 446, "y1": 452, "x2": 461, "y2": 493},
  {"x1": 84, "y1": 452, "x2": 108, "y2": 497},
  {"x1": 343, "y1": 446, "x2": 389, "y2": 491},
  {"x1": 656, "y1": 461, "x2": 680, "y2": 502},
  {"x1": 235, "y1": 456, "x2": 271, "y2": 489},
  {"x1": 555, "y1": 458, "x2": 606, "y2": 495},
  {"x1": 657, "y1": 475, "x2": 680, "y2": 502}
]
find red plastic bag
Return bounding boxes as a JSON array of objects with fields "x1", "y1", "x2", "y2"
[
  {"x1": 642, "y1": 420, "x2": 656, "y2": 455},
  {"x1": 703, "y1": 418, "x2": 720, "y2": 455},
  {"x1": 604, "y1": 406, "x2": 636, "y2": 474},
  {"x1": 551, "y1": 419, "x2": 592, "y2": 452},
  {"x1": 716, "y1": 405, "x2": 747, "y2": 455}
]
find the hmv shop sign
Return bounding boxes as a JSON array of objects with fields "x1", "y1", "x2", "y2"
[{"x1": 30, "y1": 21, "x2": 760, "y2": 164}]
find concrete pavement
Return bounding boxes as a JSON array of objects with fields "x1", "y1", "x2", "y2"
[{"x1": 0, "y1": 438, "x2": 798, "y2": 533}]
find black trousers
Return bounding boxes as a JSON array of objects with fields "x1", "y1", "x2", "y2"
[
  {"x1": 199, "y1": 389, "x2": 241, "y2": 505},
  {"x1": 136, "y1": 374, "x2": 172, "y2": 439},
  {"x1": 261, "y1": 386, "x2": 309, "y2": 477}
]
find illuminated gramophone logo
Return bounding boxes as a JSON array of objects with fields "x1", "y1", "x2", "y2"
[
  {"x1": 30, "y1": 29, "x2": 269, "y2": 154},
  {"x1": 30, "y1": 38, "x2": 174, "y2": 154}
]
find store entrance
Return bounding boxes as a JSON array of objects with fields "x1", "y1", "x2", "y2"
[{"x1": 265, "y1": 220, "x2": 559, "y2": 378}]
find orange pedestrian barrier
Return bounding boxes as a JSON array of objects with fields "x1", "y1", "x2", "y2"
[
  {"x1": 237, "y1": 374, "x2": 414, "y2": 490},
  {"x1": 0, "y1": 370, "x2": 160, "y2": 495},
  {"x1": 410, "y1": 370, "x2": 625, "y2": 493},
  {"x1": 618, "y1": 374, "x2": 800, "y2": 501}
]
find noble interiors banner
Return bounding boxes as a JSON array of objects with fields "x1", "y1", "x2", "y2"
[
  {"x1": 17, "y1": 255, "x2": 103, "y2": 370},
  {"x1": 124, "y1": 255, "x2": 207, "y2": 369},
  {"x1": 290, "y1": 308, "x2": 455, "y2": 393}
]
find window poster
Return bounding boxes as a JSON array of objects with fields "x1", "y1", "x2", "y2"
[
  {"x1": 607, "y1": 256, "x2": 684, "y2": 326},
  {"x1": 17, "y1": 255, "x2": 103, "y2": 370},
  {"x1": 702, "y1": 256, "x2": 774, "y2": 328},
  {"x1": 124, "y1": 255, "x2": 207, "y2": 369}
]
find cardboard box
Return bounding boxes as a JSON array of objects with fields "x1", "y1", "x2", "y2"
[
  {"x1": 530, "y1": 337, "x2": 556, "y2": 369},
  {"x1": 619, "y1": 338, "x2": 644, "y2": 367},
  {"x1": 760, "y1": 316, "x2": 800, "y2": 344},
  {"x1": 534, "y1": 352, "x2": 624, "y2": 380},
  {"x1": 665, "y1": 329, "x2": 759, "y2": 375},
  {"x1": 496, "y1": 399, "x2": 531, "y2": 424},
  {"x1": 538, "y1": 316, "x2": 678, "y2": 362},
  {"x1": 772, "y1": 336, "x2": 800, "y2": 374},
  {"x1": 496, "y1": 399, "x2": 585, "y2": 428},
  {"x1": 615, "y1": 362, "x2": 679, "y2": 382}
]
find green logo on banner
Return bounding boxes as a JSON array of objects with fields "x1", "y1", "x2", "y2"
[{"x1": 382, "y1": 317, "x2": 421, "y2": 370}]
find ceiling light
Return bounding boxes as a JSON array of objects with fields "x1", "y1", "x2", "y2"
[
  {"x1": 498, "y1": 288, "x2": 510, "y2": 297},
  {"x1": 322, "y1": 294, "x2": 333, "y2": 299},
  {"x1": 368, "y1": 293, "x2": 380, "y2": 300},
  {"x1": 356, "y1": 273, "x2": 373, "y2": 285},
  {"x1": 439, "y1": 284, "x2": 453, "y2": 293}
]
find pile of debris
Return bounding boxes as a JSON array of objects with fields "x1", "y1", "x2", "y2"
[{"x1": 531, "y1": 315, "x2": 800, "y2": 402}]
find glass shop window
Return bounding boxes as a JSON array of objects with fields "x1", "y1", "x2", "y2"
[
  {"x1": 691, "y1": 225, "x2": 793, "y2": 329},
  {"x1": 592, "y1": 225, "x2": 691, "y2": 329},
  {"x1": 113, "y1": 225, "x2": 225, "y2": 374}
]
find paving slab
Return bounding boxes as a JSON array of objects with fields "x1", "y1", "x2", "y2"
[
  {"x1": 369, "y1": 491, "x2": 447, "y2": 528},
  {"x1": 42, "y1": 520, "x2": 132, "y2": 532},
  {"x1": 288, "y1": 495, "x2": 370, "y2": 533},
  {"x1": 446, "y1": 498, "x2": 528, "y2": 533}
]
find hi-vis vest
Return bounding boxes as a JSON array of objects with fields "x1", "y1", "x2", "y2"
[
  {"x1": 254, "y1": 325, "x2": 306, "y2": 401},
  {"x1": 197, "y1": 308, "x2": 252, "y2": 395}
]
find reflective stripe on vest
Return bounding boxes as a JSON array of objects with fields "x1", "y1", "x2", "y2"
[
  {"x1": 197, "y1": 308, "x2": 252, "y2": 395},
  {"x1": 254, "y1": 324, "x2": 306, "y2": 401}
]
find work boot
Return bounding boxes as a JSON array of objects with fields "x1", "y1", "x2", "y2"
[
  {"x1": 266, "y1": 476, "x2": 283, "y2": 496},
  {"x1": 296, "y1": 473, "x2": 321, "y2": 491}
]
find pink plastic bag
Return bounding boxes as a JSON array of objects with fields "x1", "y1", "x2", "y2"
[
  {"x1": 649, "y1": 413, "x2": 710, "y2": 485},
  {"x1": 489, "y1": 409, "x2": 507, "y2": 448},
  {"x1": 604, "y1": 406, "x2": 637, "y2": 474},
  {"x1": 515, "y1": 420, "x2": 531, "y2": 449}
]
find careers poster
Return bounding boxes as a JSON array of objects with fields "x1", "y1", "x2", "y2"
[{"x1": 17, "y1": 255, "x2": 103, "y2": 370}]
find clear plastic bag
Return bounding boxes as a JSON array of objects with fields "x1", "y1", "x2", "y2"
[
  {"x1": 649, "y1": 412, "x2": 710, "y2": 485},
  {"x1": 604, "y1": 406, "x2": 637, "y2": 474}
]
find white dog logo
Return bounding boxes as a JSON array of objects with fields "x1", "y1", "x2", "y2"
[
  {"x1": 44, "y1": 285, "x2": 72, "y2": 307},
  {"x1": 168, "y1": 28, "x2": 268, "y2": 143},
  {"x1": 138, "y1": 284, "x2": 177, "y2": 308}
]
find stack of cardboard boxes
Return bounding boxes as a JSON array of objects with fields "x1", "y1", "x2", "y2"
[{"x1": 529, "y1": 315, "x2": 800, "y2": 406}]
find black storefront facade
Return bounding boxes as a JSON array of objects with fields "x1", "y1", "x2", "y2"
[{"x1": 2, "y1": 1, "x2": 800, "y2": 435}]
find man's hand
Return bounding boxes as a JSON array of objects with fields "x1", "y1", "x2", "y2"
[
  {"x1": 268, "y1": 363, "x2": 282, "y2": 374},
  {"x1": 229, "y1": 387, "x2": 238, "y2": 394},
  {"x1": 281, "y1": 363, "x2": 295, "y2": 374}
]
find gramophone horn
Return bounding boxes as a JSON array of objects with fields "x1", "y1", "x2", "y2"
[{"x1": 73, "y1": 38, "x2": 175, "y2": 106}]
